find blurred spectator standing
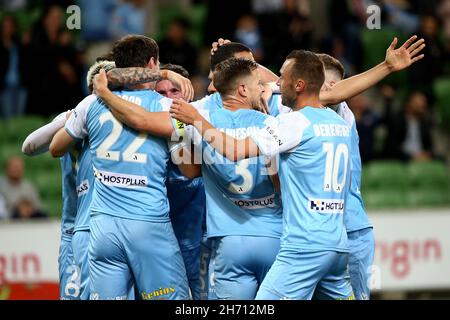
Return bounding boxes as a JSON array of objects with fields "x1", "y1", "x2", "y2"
[
  {"x1": 0, "y1": 156, "x2": 42, "y2": 219},
  {"x1": 0, "y1": 193, "x2": 7, "y2": 220},
  {"x1": 79, "y1": 0, "x2": 117, "y2": 41},
  {"x1": 159, "y1": 17, "x2": 198, "y2": 74},
  {"x1": 0, "y1": 15, "x2": 27, "y2": 119},
  {"x1": 25, "y1": 4, "x2": 84, "y2": 117},
  {"x1": 234, "y1": 14, "x2": 264, "y2": 62},
  {"x1": 384, "y1": 91, "x2": 434, "y2": 162},
  {"x1": 109, "y1": 0, "x2": 146, "y2": 40},
  {"x1": 408, "y1": 14, "x2": 446, "y2": 94},
  {"x1": 348, "y1": 92, "x2": 382, "y2": 163},
  {"x1": 11, "y1": 197, "x2": 47, "y2": 220}
]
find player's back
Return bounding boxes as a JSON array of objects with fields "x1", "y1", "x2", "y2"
[
  {"x1": 86, "y1": 90, "x2": 170, "y2": 222},
  {"x1": 335, "y1": 102, "x2": 372, "y2": 232},
  {"x1": 278, "y1": 107, "x2": 351, "y2": 252},
  {"x1": 199, "y1": 108, "x2": 282, "y2": 239}
]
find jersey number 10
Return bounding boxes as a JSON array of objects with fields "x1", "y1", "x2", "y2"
[{"x1": 322, "y1": 143, "x2": 349, "y2": 193}]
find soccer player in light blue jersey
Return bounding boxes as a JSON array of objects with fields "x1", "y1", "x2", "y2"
[
  {"x1": 170, "y1": 50, "x2": 354, "y2": 300},
  {"x1": 173, "y1": 58, "x2": 283, "y2": 300},
  {"x1": 22, "y1": 111, "x2": 80, "y2": 300},
  {"x1": 152, "y1": 63, "x2": 206, "y2": 300},
  {"x1": 49, "y1": 35, "x2": 190, "y2": 300},
  {"x1": 317, "y1": 53, "x2": 375, "y2": 300},
  {"x1": 21, "y1": 60, "x2": 116, "y2": 300}
]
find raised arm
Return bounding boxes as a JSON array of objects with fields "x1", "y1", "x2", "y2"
[
  {"x1": 169, "y1": 99, "x2": 260, "y2": 162},
  {"x1": 94, "y1": 69, "x2": 177, "y2": 138},
  {"x1": 106, "y1": 68, "x2": 194, "y2": 101},
  {"x1": 320, "y1": 35, "x2": 425, "y2": 105}
]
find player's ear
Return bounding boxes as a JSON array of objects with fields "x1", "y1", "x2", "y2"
[
  {"x1": 295, "y1": 79, "x2": 306, "y2": 93},
  {"x1": 148, "y1": 57, "x2": 158, "y2": 69},
  {"x1": 238, "y1": 84, "x2": 247, "y2": 97}
]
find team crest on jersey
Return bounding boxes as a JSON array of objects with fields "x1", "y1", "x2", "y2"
[{"x1": 309, "y1": 199, "x2": 344, "y2": 214}]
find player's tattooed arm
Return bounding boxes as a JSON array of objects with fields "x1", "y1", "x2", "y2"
[
  {"x1": 106, "y1": 68, "x2": 194, "y2": 101},
  {"x1": 106, "y1": 67, "x2": 162, "y2": 89},
  {"x1": 94, "y1": 69, "x2": 175, "y2": 138}
]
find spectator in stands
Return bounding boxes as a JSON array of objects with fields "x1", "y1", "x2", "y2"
[
  {"x1": 0, "y1": 156, "x2": 42, "y2": 218},
  {"x1": 25, "y1": 4, "x2": 83, "y2": 117},
  {"x1": 79, "y1": 0, "x2": 117, "y2": 41},
  {"x1": 12, "y1": 197, "x2": 47, "y2": 220},
  {"x1": 348, "y1": 92, "x2": 382, "y2": 163},
  {"x1": 234, "y1": 14, "x2": 264, "y2": 62},
  {"x1": 109, "y1": 0, "x2": 146, "y2": 40},
  {"x1": 159, "y1": 17, "x2": 198, "y2": 74},
  {"x1": 384, "y1": 91, "x2": 434, "y2": 162},
  {"x1": 409, "y1": 14, "x2": 445, "y2": 93},
  {"x1": 0, "y1": 193, "x2": 7, "y2": 220},
  {"x1": 0, "y1": 15, "x2": 27, "y2": 119}
]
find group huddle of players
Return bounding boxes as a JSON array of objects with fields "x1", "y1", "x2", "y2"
[{"x1": 22, "y1": 33, "x2": 425, "y2": 300}]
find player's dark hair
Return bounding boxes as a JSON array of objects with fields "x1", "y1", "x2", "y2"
[
  {"x1": 96, "y1": 52, "x2": 114, "y2": 62},
  {"x1": 213, "y1": 58, "x2": 258, "y2": 96},
  {"x1": 210, "y1": 42, "x2": 252, "y2": 72},
  {"x1": 286, "y1": 50, "x2": 325, "y2": 95},
  {"x1": 112, "y1": 35, "x2": 159, "y2": 68},
  {"x1": 160, "y1": 63, "x2": 189, "y2": 78},
  {"x1": 316, "y1": 53, "x2": 345, "y2": 80}
]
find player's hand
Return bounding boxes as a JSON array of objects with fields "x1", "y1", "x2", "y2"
[
  {"x1": 211, "y1": 38, "x2": 231, "y2": 55},
  {"x1": 164, "y1": 70, "x2": 194, "y2": 102},
  {"x1": 93, "y1": 69, "x2": 109, "y2": 97},
  {"x1": 385, "y1": 35, "x2": 425, "y2": 72},
  {"x1": 170, "y1": 99, "x2": 200, "y2": 125}
]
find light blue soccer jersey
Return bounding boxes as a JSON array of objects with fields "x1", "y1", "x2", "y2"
[
  {"x1": 60, "y1": 152, "x2": 78, "y2": 238},
  {"x1": 65, "y1": 91, "x2": 172, "y2": 222},
  {"x1": 73, "y1": 139, "x2": 94, "y2": 232},
  {"x1": 335, "y1": 102, "x2": 373, "y2": 232},
  {"x1": 250, "y1": 107, "x2": 351, "y2": 252},
  {"x1": 186, "y1": 108, "x2": 283, "y2": 239}
]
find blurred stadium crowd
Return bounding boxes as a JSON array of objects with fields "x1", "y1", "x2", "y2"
[{"x1": 0, "y1": 0, "x2": 449, "y2": 219}]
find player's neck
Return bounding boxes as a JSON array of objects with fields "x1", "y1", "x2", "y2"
[
  {"x1": 222, "y1": 95, "x2": 252, "y2": 111},
  {"x1": 292, "y1": 93, "x2": 323, "y2": 111}
]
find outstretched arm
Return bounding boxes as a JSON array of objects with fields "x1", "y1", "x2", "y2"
[
  {"x1": 106, "y1": 68, "x2": 194, "y2": 101},
  {"x1": 320, "y1": 35, "x2": 425, "y2": 105},
  {"x1": 94, "y1": 69, "x2": 178, "y2": 138}
]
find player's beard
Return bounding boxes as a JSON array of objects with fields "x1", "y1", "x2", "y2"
[{"x1": 281, "y1": 89, "x2": 296, "y2": 109}]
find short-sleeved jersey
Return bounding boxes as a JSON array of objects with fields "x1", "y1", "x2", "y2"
[
  {"x1": 65, "y1": 91, "x2": 173, "y2": 222},
  {"x1": 250, "y1": 107, "x2": 351, "y2": 252},
  {"x1": 73, "y1": 138, "x2": 94, "y2": 232},
  {"x1": 335, "y1": 102, "x2": 372, "y2": 232},
  {"x1": 184, "y1": 108, "x2": 283, "y2": 239}
]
